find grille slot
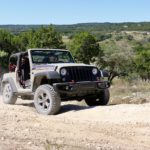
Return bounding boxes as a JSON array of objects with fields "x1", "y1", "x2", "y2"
[{"x1": 64, "y1": 67, "x2": 95, "y2": 82}]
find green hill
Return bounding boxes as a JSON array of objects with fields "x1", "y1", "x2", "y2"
[{"x1": 0, "y1": 22, "x2": 150, "y2": 35}]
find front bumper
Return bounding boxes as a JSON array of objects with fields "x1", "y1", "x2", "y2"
[{"x1": 53, "y1": 81, "x2": 110, "y2": 99}]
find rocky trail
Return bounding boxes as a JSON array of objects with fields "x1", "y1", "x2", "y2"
[{"x1": 0, "y1": 95, "x2": 150, "y2": 150}]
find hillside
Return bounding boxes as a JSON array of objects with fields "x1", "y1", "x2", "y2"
[
  {"x1": 0, "y1": 23, "x2": 150, "y2": 80},
  {"x1": 0, "y1": 22, "x2": 150, "y2": 35}
]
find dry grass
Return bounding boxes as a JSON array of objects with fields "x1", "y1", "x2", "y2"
[
  {"x1": 44, "y1": 138, "x2": 90, "y2": 150},
  {"x1": 76, "y1": 78, "x2": 150, "y2": 106},
  {"x1": 62, "y1": 36, "x2": 70, "y2": 44},
  {"x1": 110, "y1": 78, "x2": 150, "y2": 105}
]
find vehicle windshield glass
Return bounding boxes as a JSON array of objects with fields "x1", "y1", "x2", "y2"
[{"x1": 30, "y1": 50, "x2": 75, "y2": 64}]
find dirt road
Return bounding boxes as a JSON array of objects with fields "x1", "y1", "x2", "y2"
[{"x1": 0, "y1": 95, "x2": 150, "y2": 150}]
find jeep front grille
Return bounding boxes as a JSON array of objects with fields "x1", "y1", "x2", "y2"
[{"x1": 61, "y1": 67, "x2": 97, "y2": 82}]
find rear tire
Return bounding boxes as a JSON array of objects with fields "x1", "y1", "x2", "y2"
[
  {"x1": 34, "y1": 84, "x2": 61, "y2": 115},
  {"x1": 2, "y1": 83, "x2": 17, "y2": 104},
  {"x1": 85, "y1": 89, "x2": 110, "y2": 106}
]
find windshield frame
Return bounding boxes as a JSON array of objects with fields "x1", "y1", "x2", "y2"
[{"x1": 30, "y1": 49, "x2": 75, "y2": 64}]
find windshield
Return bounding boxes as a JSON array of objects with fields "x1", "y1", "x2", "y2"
[{"x1": 30, "y1": 50, "x2": 75, "y2": 64}]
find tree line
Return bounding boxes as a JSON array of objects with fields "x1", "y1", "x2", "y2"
[
  {"x1": 1, "y1": 22, "x2": 150, "y2": 35},
  {"x1": 0, "y1": 25, "x2": 150, "y2": 80}
]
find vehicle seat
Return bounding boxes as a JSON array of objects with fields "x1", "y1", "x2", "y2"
[{"x1": 42, "y1": 57, "x2": 49, "y2": 63}]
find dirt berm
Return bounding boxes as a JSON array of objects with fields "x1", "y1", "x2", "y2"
[{"x1": 0, "y1": 96, "x2": 150, "y2": 150}]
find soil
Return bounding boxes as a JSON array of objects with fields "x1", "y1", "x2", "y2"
[{"x1": 0, "y1": 95, "x2": 150, "y2": 150}]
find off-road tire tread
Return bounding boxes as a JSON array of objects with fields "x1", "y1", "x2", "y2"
[
  {"x1": 3, "y1": 83, "x2": 17, "y2": 105},
  {"x1": 34, "y1": 84, "x2": 61, "y2": 115},
  {"x1": 85, "y1": 89, "x2": 110, "y2": 106}
]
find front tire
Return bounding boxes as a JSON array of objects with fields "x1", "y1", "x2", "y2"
[
  {"x1": 2, "y1": 83, "x2": 17, "y2": 104},
  {"x1": 34, "y1": 84, "x2": 61, "y2": 115},
  {"x1": 85, "y1": 89, "x2": 110, "y2": 106}
]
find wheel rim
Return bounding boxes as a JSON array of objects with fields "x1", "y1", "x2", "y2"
[
  {"x1": 4, "y1": 84, "x2": 12, "y2": 100},
  {"x1": 37, "y1": 90, "x2": 51, "y2": 111}
]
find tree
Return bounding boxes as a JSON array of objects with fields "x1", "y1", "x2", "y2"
[
  {"x1": 70, "y1": 32, "x2": 100, "y2": 64},
  {"x1": 12, "y1": 26, "x2": 65, "y2": 50},
  {"x1": 0, "y1": 50, "x2": 8, "y2": 68},
  {"x1": 135, "y1": 44, "x2": 150, "y2": 80},
  {"x1": 0, "y1": 29, "x2": 16, "y2": 65},
  {"x1": 0, "y1": 26, "x2": 66, "y2": 68},
  {"x1": 96, "y1": 39, "x2": 136, "y2": 80},
  {"x1": 28, "y1": 26, "x2": 65, "y2": 49},
  {"x1": 13, "y1": 30, "x2": 35, "y2": 51}
]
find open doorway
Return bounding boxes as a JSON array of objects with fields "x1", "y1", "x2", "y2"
[{"x1": 18, "y1": 53, "x2": 31, "y2": 89}]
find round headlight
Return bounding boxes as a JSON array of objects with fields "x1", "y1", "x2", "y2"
[
  {"x1": 60, "y1": 68, "x2": 67, "y2": 76},
  {"x1": 92, "y1": 68, "x2": 98, "y2": 75}
]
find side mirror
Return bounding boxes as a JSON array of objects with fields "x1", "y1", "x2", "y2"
[
  {"x1": 100, "y1": 70, "x2": 109, "y2": 77},
  {"x1": 74, "y1": 57, "x2": 78, "y2": 63}
]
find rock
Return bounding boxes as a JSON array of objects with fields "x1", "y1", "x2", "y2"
[
  {"x1": 27, "y1": 141, "x2": 32, "y2": 145},
  {"x1": 132, "y1": 93, "x2": 136, "y2": 96},
  {"x1": 17, "y1": 119, "x2": 20, "y2": 122},
  {"x1": 1, "y1": 137, "x2": 5, "y2": 141}
]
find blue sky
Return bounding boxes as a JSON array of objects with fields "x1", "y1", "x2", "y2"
[{"x1": 0, "y1": 0, "x2": 150, "y2": 24}]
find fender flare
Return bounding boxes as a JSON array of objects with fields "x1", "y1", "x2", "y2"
[
  {"x1": 32, "y1": 71, "x2": 60, "y2": 91},
  {"x1": 1, "y1": 77, "x2": 18, "y2": 93}
]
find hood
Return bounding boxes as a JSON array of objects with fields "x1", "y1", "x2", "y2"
[
  {"x1": 32, "y1": 63, "x2": 95, "y2": 71},
  {"x1": 54, "y1": 63, "x2": 94, "y2": 68}
]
